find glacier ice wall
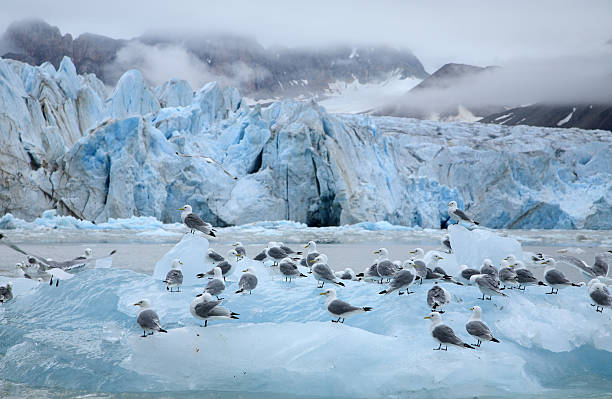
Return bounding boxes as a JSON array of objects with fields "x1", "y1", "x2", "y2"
[{"x1": 1, "y1": 56, "x2": 611, "y2": 228}]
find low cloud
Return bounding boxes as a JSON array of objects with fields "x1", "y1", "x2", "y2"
[{"x1": 105, "y1": 40, "x2": 271, "y2": 91}]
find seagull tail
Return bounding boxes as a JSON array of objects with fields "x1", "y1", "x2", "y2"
[
  {"x1": 208, "y1": 231, "x2": 216, "y2": 237},
  {"x1": 231, "y1": 312, "x2": 240, "y2": 316},
  {"x1": 334, "y1": 281, "x2": 345, "y2": 287},
  {"x1": 491, "y1": 337, "x2": 500, "y2": 343},
  {"x1": 378, "y1": 289, "x2": 387, "y2": 295},
  {"x1": 235, "y1": 288, "x2": 244, "y2": 294},
  {"x1": 537, "y1": 281, "x2": 547, "y2": 286},
  {"x1": 299, "y1": 273, "x2": 308, "y2": 277},
  {"x1": 196, "y1": 273, "x2": 205, "y2": 278},
  {"x1": 109, "y1": 250, "x2": 117, "y2": 256},
  {"x1": 296, "y1": 251, "x2": 303, "y2": 255},
  {"x1": 473, "y1": 221, "x2": 479, "y2": 225},
  {"x1": 355, "y1": 273, "x2": 364, "y2": 278},
  {"x1": 362, "y1": 307, "x2": 373, "y2": 312},
  {"x1": 158, "y1": 328, "x2": 168, "y2": 333},
  {"x1": 571, "y1": 282, "x2": 583, "y2": 287},
  {"x1": 463, "y1": 343, "x2": 475, "y2": 349}
]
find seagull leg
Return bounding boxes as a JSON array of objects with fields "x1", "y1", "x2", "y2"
[
  {"x1": 433, "y1": 343, "x2": 442, "y2": 351},
  {"x1": 55, "y1": 279, "x2": 59, "y2": 287},
  {"x1": 546, "y1": 288, "x2": 556, "y2": 294},
  {"x1": 486, "y1": 295, "x2": 491, "y2": 300},
  {"x1": 398, "y1": 291, "x2": 404, "y2": 296},
  {"x1": 49, "y1": 276, "x2": 53, "y2": 286},
  {"x1": 141, "y1": 331, "x2": 147, "y2": 338},
  {"x1": 442, "y1": 345, "x2": 448, "y2": 351},
  {"x1": 479, "y1": 294, "x2": 485, "y2": 300},
  {"x1": 204, "y1": 320, "x2": 208, "y2": 327},
  {"x1": 340, "y1": 318, "x2": 345, "y2": 323},
  {"x1": 166, "y1": 286, "x2": 169, "y2": 291}
]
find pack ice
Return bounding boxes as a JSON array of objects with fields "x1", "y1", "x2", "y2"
[
  {"x1": 1, "y1": 56, "x2": 611, "y2": 229},
  {"x1": 0, "y1": 228, "x2": 611, "y2": 397}
]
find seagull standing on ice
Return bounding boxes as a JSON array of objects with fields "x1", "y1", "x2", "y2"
[
  {"x1": 312, "y1": 254, "x2": 345, "y2": 288},
  {"x1": 379, "y1": 261, "x2": 417, "y2": 295},
  {"x1": 425, "y1": 312, "x2": 474, "y2": 350},
  {"x1": 447, "y1": 201, "x2": 479, "y2": 225},
  {"x1": 319, "y1": 288, "x2": 372, "y2": 323},
  {"x1": 190, "y1": 293, "x2": 239, "y2": 327},
  {"x1": 134, "y1": 299, "x2": 168, "y2": 337},
  {"x1": 0, "y1": 283, "x2": 13, "y2": 303},
  {"x1": 236, "y1": 267, "x2": 258, "y2": 294},
  {"x1": 465, "y1": 306, "x2": 500, "y2": 347},
  {"x1": 587, "y1": 278, "x2": 612, "y2": 313},
  {"x1": 179, "y1": 205, "x2": 216, "y2": 237},
  {"x1": 540, "y1": 258, "x2": 583, "y2": 294},
  {"x1": 164, "y1": 259, "x2": 184, "y2": 292}
]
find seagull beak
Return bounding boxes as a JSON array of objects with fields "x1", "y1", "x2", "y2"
[
  {"x1": 374, "y1": 250, "x2": 380, "y2": 254},
  {"x1": 304, "y1": 244, "x2": 309, "y2": 248},
  {"x1": 319, "y1": 292, "x2": 326, "y2": 296},
  {"x1": 179, "y1": 261, "x2": 183, "y2": 265},
  {"x1": 133, "y1": 303, "x2": 139, "y2": 306},
  {"x1": 424, "y1": 316, "x2": 431, "y2": 319},
  {"x1": 178, "y1": 207, "x2": 184, "y2": 211},
  {"x1": 409, "y1": 250, "x2": 415, "y2": 254},
  {"x1": 439, "y1": 257, "x2": 444, "y2": 260},
  {"x1": 242, "y1": 269, "x2": 248, "y2": 273},
  {"x1": 469, "y1": 307, "x2": 474, "y2": 311},
  {"x1": 232, "y1": 243, "x2": 237, "y2": 246}
]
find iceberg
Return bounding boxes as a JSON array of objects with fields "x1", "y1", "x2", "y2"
[{"x1": 0, "y1": 229, "x2": 611, "y2": 397}]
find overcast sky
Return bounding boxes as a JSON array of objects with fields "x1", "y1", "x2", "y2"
[{"x1": 1, "y1": 0, "x2": 611, "y2": 71}]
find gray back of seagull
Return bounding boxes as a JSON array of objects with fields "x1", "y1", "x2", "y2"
[
  {"x1": 593, "y1": 255, "x2": 609, "y2": 277},
  {"x1": 194, "y1": 299, "x2": 221, "y2": 318},
  {"x1": 205, "y1": 279, "x2": 225, "y2": 296},
  {"x1": 165, "y1": 269, "x2": 183, "y2": 285},
  {"x1": 377, "y1": 260, "x2": 396, "y2": 277},
  {"x1": 590, "y1": 286, "x2": 612, "y2": 307},
  {"x1": 545, "y1": 269, "x2": 570, "y2": 285},
  {"x1": 268, "y1": 247, "x2": 286, "y2": 260},
  {"x1": 328, "y1": 299, "x2": 360, "y2": 316},
  {"x1": 466, "y1": 320, "x2": 493, "y2": 340},
  {"x1": 184, "y1": 213, "x2": 212, "y2": 233},
  {"x1": 137, "y1": 309, "x2": 162, "y2": 330},
  {"x1": 461, "y1": 268, "x2": 479, "y2": 280},
  {"x1": 239, "y1": 273, "x2": 258, "y2": 291},
  {"x1": 313, "y1": 263, "x2": 336, "y2": 281},
  {"x1": 433, "y1": 324, "x2": 464, "y2": 346},
  {"x1": 516, "y1": 268, "x2": 537, "y2": 283},
  {"x1": 280, "y1": 261, "x2": 299, "y2": 276},
  {"x1": 427, "y1": 285, "x2": 448, "y2": 307},
  {"x1": 207, "y1": 250, "x2": 225, "y2": 263},
  {"x1": 389, "y1": 270, "x2": 415, "y2": 289}
]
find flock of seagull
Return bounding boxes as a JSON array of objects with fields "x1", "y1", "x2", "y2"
[{"x1": 1, "y1": 202, "x2": 611, "y2": 351}]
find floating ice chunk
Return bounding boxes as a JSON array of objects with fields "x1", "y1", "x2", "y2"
[
  {"x1": 153, "y1": 235, "x2": 209, "y2": 286},
  {"x1": 448, "y1": 224, "x2": 523, "y2": 270}
]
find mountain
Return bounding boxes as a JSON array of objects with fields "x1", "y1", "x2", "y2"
[
  {"x1": 0, "y1": 19, "x2": 428, "y2": 101},
  {"x1": 480, "y1": 104, "x2": 612, "y2": 131},
  {"x1": 376, "y1": 62, "x2": 503, "y2": 120},
  {"x1": 1, "y1": 56, "x2": 610, "y2": 229}
]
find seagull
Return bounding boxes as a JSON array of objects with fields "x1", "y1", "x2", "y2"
[
  {"x1": 466, "y1": 306, "x2": 500, "y2": 347},
  {"x1": 356, "y1": 263, "x2": 382, "y2": 283},
  {"x1": 190, "y1": 292, "x2": 239, "y2": 327},
  {"x1": 235, "y1": 267, "x2": 258, "y2": 294},
  {"x1": 175, "y1": 151, "x2": 238, "y2": 180},
  {"x1": 587, "y1": 278, "x2": 612, "y2": 313},
  {"x1": 163, "y1": 259, "x2": 184, "y2": 292},
  {"x1": 556, "y1": 254, "x2": 609, "y2": 278},
  {"x1": 206, "y1": 249, "x2": 225, "y2": 264},
  {"x1": 427, "y1": 283, "x2": 451, "y2": 312},
  {"x1": 480, "y1": 259, "x2": 499, "y2": 279},
  {"x1": 279, "y1": 257, "x2": 307, "y2": 282},
  {"x1": 202, "y1": 267, "x2": 226, "y2": 299},
  {"x1": 409, "y1": 259, "x2": 428, "y2": 285},
  {"x1": 513, "y1": 261, "x2": 547, "y2": 290},
  {"x1": 179, "y1": 205, "x2": 216, "y2": 237},
  {"x1": 499, "y1": 263, "x2": 519, "y2": 290},
  {"x1": 379, "y1": 261, "x2": 416, "y2": 295},
  {"x1": 231, "y1": 242, "x2": 247, "y2": 257},
  {"x1": 441, "y1": 234, "x2": 452, "y2": 253},
  {"x1": 0, "y1": 234, "x2": 116, "y2": 271},
  {"x1": 197, "y1": 250, "x2": 242, "y2": 281},
  {"x1": 134, "y1": 299, "x2": 168, "y2": 337},
  {"x1": 470, "y1": 274, "x2": 507, "y2": 300},
  {"x1": 425, "y1": 312, "x2": 474, "y2": 350},
  {"x1": 447, "y1": 201, "x2": 479, "y2": 225},
  {"x1": 409, "y1": 247, "x2": 425, "y2": 260},
  {"x1": 319, "y1": 288, "x2": 372, "y2": 323},
  {"x1": 458, "y1": 264, "x2": 480, "y2": 286},
  {"x1": 304, "y1": 241, "x2": 321, "y2": 273},
  {"x1": 312, "y1": 254, "x2": 345, "y2": 288},
  {"x1": 374, "y1": 248, "x2": 396, "y2": 283},
  {"x1": 278, "y1": 242, "x2": 302, "y2": 256},
  {"x1": 0, "y1": 283, "x2": 13, "y2": 303},
  {"x1": 335, "y1": 268, "x2": 357, "y2": 280},
  {"x1": 540, "y1": 258, "x2": 582, "y2": 294}
]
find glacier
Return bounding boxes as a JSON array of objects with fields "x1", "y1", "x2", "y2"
[
  {"x1": 1, "y1": 227, "x2": 611, "y2": 397},
  {"x1": 1, "y1": 55, "x2": 611, "y2": 229}
]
